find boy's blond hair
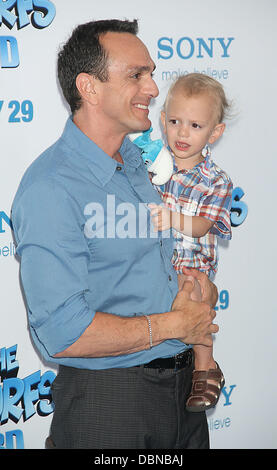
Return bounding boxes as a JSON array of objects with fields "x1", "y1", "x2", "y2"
[{"x1": 164, "y1": 73, "x2": 231, "y2": 123}]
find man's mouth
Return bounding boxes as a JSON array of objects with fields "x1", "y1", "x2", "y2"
[{"x1": 134, "y1": 104, "x2": 149, "y2": 110}]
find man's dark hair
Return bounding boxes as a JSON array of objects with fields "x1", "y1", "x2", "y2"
[{"x1": 57, "y1": 19, "x2": 138, "y2": 113}]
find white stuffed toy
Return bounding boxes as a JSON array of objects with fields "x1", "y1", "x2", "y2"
[{"x1": 129, "y1": 127, "x2": 173, "y2": 185}]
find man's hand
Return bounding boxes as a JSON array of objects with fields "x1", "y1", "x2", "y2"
[
  {"x1": 182, "y1": 267, "x2": 218, "y2": 308},
  {"x1": 171, "y1": 280, "x2": 218, "y2": 347}
]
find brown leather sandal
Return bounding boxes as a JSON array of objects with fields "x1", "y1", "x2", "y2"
[{"x1": 186, "y1": 362, "x2": 225, "y2": 412}]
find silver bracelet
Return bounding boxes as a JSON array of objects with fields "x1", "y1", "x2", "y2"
[{"x1": 145, "y1": 315, "x2": 153, "y2": 349}]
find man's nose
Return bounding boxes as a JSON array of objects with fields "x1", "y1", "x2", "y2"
[{"x1": 143, "y1": 75, "x2": 159, "y2": 98}]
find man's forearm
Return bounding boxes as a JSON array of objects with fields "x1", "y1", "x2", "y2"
[
  {"x1": 53, "y1": 310, "x2": 175, "y2": 359},
  {"x1": 53, "y1": 280, "x2": 218, "y2": 359}
]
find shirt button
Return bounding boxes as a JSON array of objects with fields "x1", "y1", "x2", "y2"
[
  {"x1": 160, "y1": 240, "x2": 163, "y2": 246},
  {"x1": 116, "y1": 166, "x2": 122, "y2": 171},
  {"x1": 168, "y1": 275, "x2": 172, "y2": 281}
]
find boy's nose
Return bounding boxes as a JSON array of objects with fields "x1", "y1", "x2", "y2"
[{"x1": 178, "y1": 125, "x2": 189, "y2": 138}]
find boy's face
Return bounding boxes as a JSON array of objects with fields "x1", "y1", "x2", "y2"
[{"x1": 161, "y1": 90, "x2": 225, "y2": 170}]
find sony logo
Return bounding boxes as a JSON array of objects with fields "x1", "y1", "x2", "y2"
[{"x1": 157, "y1": 36, "x2": 234, "y2": 60}]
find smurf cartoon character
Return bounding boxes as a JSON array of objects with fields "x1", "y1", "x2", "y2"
[{"x1": 129, "y1": 127, "x2": 173, "y2": 185}]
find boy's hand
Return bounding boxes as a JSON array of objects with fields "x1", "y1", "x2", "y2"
[{"x1": 148, "y1": 203, "x2": 172, "y2": 231}]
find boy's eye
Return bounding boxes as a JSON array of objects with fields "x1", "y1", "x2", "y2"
[
  {"x1": 169, "y1": 119, "x2": 178, "y2": 125},
  {"x1": 192, "y1": 122, "x2": 201, "y2": 129}
]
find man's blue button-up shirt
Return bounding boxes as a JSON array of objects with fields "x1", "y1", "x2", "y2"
[{"x1": 12, "y1": 118, "x2": 188, "y2": 369}]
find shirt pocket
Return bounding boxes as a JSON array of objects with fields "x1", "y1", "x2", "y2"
[{"x1": 179, "y1": 199, "x2": 198, "y2": 216}]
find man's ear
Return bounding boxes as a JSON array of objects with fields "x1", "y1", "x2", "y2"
[
  {"x1": 208, "y1": 122, "x2": 226, "y2": 145},
  {"x1": 75, "y1": 73, "x2": 97, "y2": 104}
]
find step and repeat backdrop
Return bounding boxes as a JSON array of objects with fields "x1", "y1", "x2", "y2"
[{"x1": 1, "y1": 0, "x2": 276, "y2": 449}]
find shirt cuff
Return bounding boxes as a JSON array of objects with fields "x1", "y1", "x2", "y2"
[{"x1": 33, "y1": 291, "x2": 95, "y2": 356}]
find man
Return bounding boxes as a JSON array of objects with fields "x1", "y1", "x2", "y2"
[{"x1": 12, "y1": 19, "x2": 218, "y2": 449}]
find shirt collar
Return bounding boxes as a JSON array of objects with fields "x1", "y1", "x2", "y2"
[
  {"x1": 172, "y1": 150, "x2": 213, "y2": 187},
  {"x1": 60, "y1": 117, "x2": 141, "y2": 187},
  {"x1": 197, "y1": 152, "x2": 213, "y2": 187}
]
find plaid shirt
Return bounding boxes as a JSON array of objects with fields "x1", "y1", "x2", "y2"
[{"x1": 156, "y1": 153, "x2": 233, "y2": 277}]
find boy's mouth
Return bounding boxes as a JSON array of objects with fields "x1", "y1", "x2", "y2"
[{"x1": 175, "y1": 141, "x2": 190, "y2": 151}]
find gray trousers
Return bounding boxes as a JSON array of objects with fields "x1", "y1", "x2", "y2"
[{"x1": 46, "y1": 357, "x2": 209, "y2": 449}]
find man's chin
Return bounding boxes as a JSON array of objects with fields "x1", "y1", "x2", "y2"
[{"x1": 132, "y1": 120, "x2": 152, "y2": 133}]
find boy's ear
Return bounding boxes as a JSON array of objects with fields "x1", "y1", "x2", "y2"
[
  {"x1": 208, "y1": 122, "x2": 225, "y2": 145},
  {"x1": 160, "y1": 111, "x2": 166, "y2": 132},
  {"x1": 75, "y1": 73, "x2": 97, "y2": 104}
]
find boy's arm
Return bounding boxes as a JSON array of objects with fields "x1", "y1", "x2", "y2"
[
  {"x1": 149, "y1": 203, "x2": 214, "y2": 237},
  {"x1": 172, "y1": 211, "x2": 214, "y2": 237}
]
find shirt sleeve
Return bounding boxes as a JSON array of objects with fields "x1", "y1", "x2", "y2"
[
  {"x1": 196, "y1": 177, "x2": 233, "y2": 240},
  {"x1": 12, "y1": 178, "x2": 95, "y2": 356}
]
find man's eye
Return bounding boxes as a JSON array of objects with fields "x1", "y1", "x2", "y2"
[{"x1": 132, "y1": 73, "x2": 141, "y2": 79}]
